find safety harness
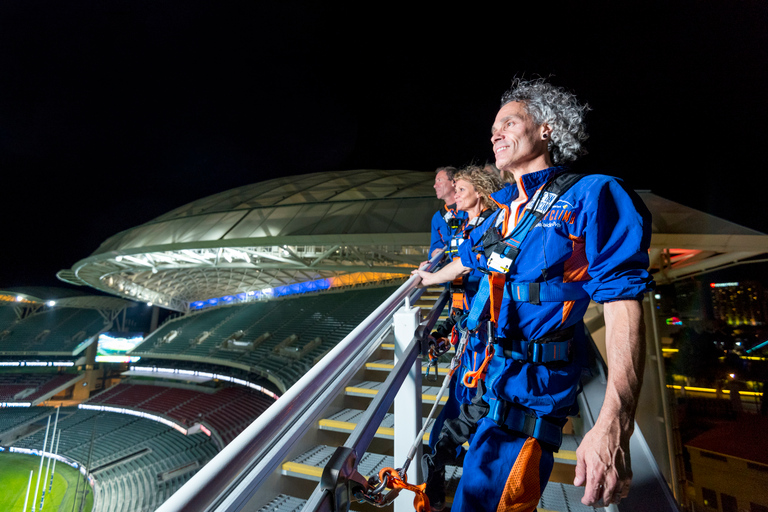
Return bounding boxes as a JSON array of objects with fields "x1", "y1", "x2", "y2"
[
  {"x1": 464, "y1": 172, "x2": 587, "y2": 449},
  {"x1": 439, "y1": 204, "x2": 465, "y2": 255}
]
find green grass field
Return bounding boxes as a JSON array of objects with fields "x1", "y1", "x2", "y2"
[{"x1": 0, "y1": 452, "x2": 93, "y2": 512}]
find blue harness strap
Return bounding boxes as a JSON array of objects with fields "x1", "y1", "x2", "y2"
[
  {"x1": 495, "y1": 338, "x2": 572, "y2": 364},
  {"x1": 466, "y1": 275, "x2": 492, "y2": 331},
  {"x1": 488, "y1": 399, "x2": 563, "y2": 450},
  {"x1": 508, "y1": 281, "x2": 588, "y2": 304}
]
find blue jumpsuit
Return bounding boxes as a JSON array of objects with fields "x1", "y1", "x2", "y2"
[{"x1": 451, "y1": 166, "x2": 654, "y2": 511}]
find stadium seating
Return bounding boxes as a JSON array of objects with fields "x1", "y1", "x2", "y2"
[
  {"x1": 0, "y1": 373, "x2": 81, "y2": 403},
  {"x1": 0, "y1": 306, "x2": 19, "y2": 333},
  {"x1": 0, "y1": 307, "x2": 107, "y2": 354},
  {"x1": 87, "y1": 382, "x2": 276, "y2": 445},
  {"x1": 134, "y1": 286, "x2": 399, "y2": 390}
]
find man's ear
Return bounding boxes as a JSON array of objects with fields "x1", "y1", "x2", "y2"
[{"x1": 541, "y1": 123, "x2": 553, "y2": 140}]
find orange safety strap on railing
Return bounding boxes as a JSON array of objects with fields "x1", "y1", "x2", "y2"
[
  {"x1": 378, "y1": 467, "x2": 431, "y2": 512},
  {"x1": 462, "y1": 342, "x2": 495, "y2": 388}
]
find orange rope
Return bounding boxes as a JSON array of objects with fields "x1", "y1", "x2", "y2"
[{"x1": 378, "y1": 467, "x2": 431, "y2": 512}]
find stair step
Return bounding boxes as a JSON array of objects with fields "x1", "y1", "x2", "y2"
[
  {"x1": 256, "y1": 494, "x2": 363, "y2": 512},
  {"x1": 345, "y1": 381, "x2": 449, "y2": 404},
  {"x1": 366, "y1": 359, "x2": 451, "y2": 375},
  {"x1": 256, "y1": 494, "x2": 306, "y2": 512},
  {"x1": 281, "y1": 445, "x2": 462, "y2": 487},
  {"x1": 319, "y1": 408, "x2": 436, "y2": 441},
  {"x1": 539, "y1": 482, "x2": 609, "y2": 512}
]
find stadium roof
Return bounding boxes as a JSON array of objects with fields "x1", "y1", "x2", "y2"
[
  {"x1": 58, "y1": 170, "x2": 443, "y2": 311},
  {"x1": 56, "y1": 170, "x2": 768, "y2": 311}
]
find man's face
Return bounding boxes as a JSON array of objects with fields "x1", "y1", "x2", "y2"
[
  {"x1": 490, "y1": 101, "x2": 546, "y2": 171},
  {"x1": 433, "y1": 170, "x2": 453, "y2": 202}
]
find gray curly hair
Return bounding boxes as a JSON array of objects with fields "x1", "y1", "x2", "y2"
[{"x1": 500, "y1": 78, "x2": 590, "y2": 164}]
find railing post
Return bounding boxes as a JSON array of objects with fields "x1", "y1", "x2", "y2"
[{"x1": 393, "y1": 297, "x2": 422, "y2": 512}]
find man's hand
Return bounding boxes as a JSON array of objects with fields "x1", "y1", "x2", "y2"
[
  {"x1": 574, "y1": 416, "x2": 632, "y2": 505},
  {"x1": 574, "y1": 299, "x2": 645, "y2": 506}
]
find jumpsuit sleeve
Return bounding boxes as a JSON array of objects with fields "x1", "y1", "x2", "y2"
[
  {"x1": 581, "y1": 178, "x2": 655, "y2": 303},
  {"x1": 429, "y1": 211, "x2": 446, "y2": 256}
]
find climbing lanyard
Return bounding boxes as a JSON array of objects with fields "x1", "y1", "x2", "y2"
[{"x1": 358, "y1": 330, "x2": 469, "y2": 510}]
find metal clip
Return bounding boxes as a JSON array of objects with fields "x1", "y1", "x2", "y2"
[
  {"x1": 354, "y1": 470, "x2": 403, "y2": 508},
  {"x1": 321, "y1": 447, "x2": 371, "y2": 511}
]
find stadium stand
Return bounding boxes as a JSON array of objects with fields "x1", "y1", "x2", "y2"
[
  {"x1": 0, "y1": 306, "x2": 19, "y2": 332},
  {"x1": 133, "y1": 286, "x2": 399, "y2": 391},
  {"x1": 86, "y1": 382, "x2": 275, "y2": 446},
  {"x1": 0, "y1": 307, "x2": 108, "y2": 354},
  {"x1": 0, "y1": 372, "x2": 82, "y2": 403}
]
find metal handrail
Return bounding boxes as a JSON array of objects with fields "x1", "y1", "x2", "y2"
[{"x1": 156, "y1": 255, "x2": 444, "y2": 512}]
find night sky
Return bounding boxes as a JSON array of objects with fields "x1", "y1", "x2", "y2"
[{"x1": 2, "y1": 1, "x2": 767, "y2": 292}]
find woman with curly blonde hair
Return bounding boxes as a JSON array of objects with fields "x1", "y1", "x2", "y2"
[{"x1": 451, "y1": 165, "x2": 503, "y2": 220}]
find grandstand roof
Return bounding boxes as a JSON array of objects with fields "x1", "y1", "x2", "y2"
[
  {"x1": 0, "y1": 287, "x2": 133, "y2": 311},
  {"x1": 55, "y1": 170, "x2": 768, "y2": 311}
]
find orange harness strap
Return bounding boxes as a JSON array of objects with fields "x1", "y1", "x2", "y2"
[
  {"x1": 379, "y1": 467, "x2": 430, "y2": 512},
  {"x1": 451, "y1": 291, "x2": 465, "y2": 310},
  {"x1": 488, "y1": 271, "x2": 505, "y2": 325}
]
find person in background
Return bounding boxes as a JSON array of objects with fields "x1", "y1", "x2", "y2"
[{"x1": 429, "y1": 166, "x2": 467, "y2": 260}]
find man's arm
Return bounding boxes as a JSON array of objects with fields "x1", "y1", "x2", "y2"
[
  {"x1": 574, "y1": 299, "x2": 646, "y2": 506},
  {"x1": 412, "y1": 258, "x2": 469, "y2": 287}
]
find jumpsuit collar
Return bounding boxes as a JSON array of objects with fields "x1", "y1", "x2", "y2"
[{"x1": 504, "y1": 166, "x2": 569, "y2": 203}]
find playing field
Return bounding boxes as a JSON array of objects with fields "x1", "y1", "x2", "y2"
[{"x1": 0, "y1": 452, "x2": 93, "y2": 512}]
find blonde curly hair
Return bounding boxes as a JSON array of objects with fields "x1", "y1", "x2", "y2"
[{"x1": 453, "y1": 165, "x2": 503, "y2": 211}]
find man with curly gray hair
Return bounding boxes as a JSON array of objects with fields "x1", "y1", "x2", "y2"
[{"x1": 416, "y1": 78, "x2": 653, "y2": 511}]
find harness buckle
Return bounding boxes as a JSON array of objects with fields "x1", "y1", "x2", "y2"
[{"x1": 488, "y1": 400, "x2": 564, "y2": 451}]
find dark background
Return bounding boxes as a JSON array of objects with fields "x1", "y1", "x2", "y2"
[{"x1": 2, "y1": 1, "x2": 767, "y2": 291}]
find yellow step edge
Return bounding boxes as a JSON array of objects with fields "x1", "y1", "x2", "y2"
[
  {"x1": 319, "y1": 419, "x2": 396, "y2": 438},
  {"x1": 281, "y1": 461, "x2": 324, "y2": 478},
  {"x1": 345, "y1": 387, "x2": 448, "y2": 403},
  {"x1": 346, "y1": 386, "x2": 378, "y2": 396}
]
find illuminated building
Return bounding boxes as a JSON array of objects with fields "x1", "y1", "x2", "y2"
[{"x1": 709, "y1": 281, "x2": 767, "y2": 326}]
